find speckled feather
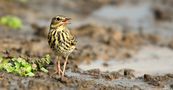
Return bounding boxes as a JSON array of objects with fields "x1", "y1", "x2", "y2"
[{"x1": 48, "y1": 26, "x2": 76, "y2": 56}]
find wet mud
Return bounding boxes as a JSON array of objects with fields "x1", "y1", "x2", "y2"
[{"x1": 0, "y1": 0, "x2": 173, "y2": 90}]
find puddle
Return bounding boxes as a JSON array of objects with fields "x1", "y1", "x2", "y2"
[
  {"x1": 88, "y1": 4, "x2": 154, "y2": 29},
  {"x1": 79, "y1": 45, "x2": 173, "y2": 77},
  {"x1": 85, "y1": 4, "x2": 173, "y2": 39}
]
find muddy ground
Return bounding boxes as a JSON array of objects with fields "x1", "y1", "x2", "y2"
[{"x1": 0, "y1": 0, "x2": 173, "y2": 90}]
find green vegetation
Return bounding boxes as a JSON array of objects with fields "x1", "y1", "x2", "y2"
[
  {"x1": 0, "y1": 54, "x2": 51, "y2": 77},
  {"x1": 0, "y1": 16, "x2": 23, "y2": 29},
  {"x1": 30, "y1": 54, "x2": 51, "y2": 73}
]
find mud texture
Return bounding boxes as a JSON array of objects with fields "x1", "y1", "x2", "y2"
[{"x1": 1, "y1": 0, "x2": 173, "y2": 90}]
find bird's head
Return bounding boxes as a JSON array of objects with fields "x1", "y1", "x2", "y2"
[{"x1": 50, "y1": 15, "x2": 71, "y2": 30}]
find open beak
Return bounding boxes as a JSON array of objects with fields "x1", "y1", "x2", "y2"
[
  {"x1": 65, "y1": 17, "x2": 71, "y2": 21},
  {"x1": 62, "y1": 18, "x2": 71, "y2": 24}
]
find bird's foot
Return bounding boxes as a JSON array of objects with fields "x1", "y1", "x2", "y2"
[
  {"x1": 55, "y1": 68, "x2": 63, "y2": 76},
  {"x1": 50, "y1": 66, "x2": 63, "y2": 78}
]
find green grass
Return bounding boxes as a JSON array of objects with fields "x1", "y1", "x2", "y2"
[
  {"x1": 0, "y1": 15, "x2": 23, "y2": 29},
  {"x1": 0, "y1": 54, "x2": 51, "y2": 77}
]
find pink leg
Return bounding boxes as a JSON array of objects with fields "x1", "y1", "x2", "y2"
[
  {"x1": 57, "y1": 59, "x2": 63, "y2": 75},
  {"x1": 55, "y1": 56, "x2": 62, "y2": 76},
  {"x1": 62, "y1": 55, "x2": 69, "y2": 77}
]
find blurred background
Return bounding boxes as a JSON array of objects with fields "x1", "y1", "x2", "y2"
[{"x1": 0, "y1": 0, "x2": 173, "y2": 89}]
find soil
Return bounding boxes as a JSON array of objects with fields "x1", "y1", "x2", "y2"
[{"x1": 0, "y1": 0, "x2": 173, "y2": 90}]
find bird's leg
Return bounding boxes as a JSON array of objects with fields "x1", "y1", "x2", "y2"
[
  {"x1": 57, "y1": 58, "x2": 63, "y2": 75},
  {"x1": 62, "y1": 55, "x2": 69, "y2": 77},
  {"x1": 55, "y1": 56, "x2": 62, "y2": 76}
]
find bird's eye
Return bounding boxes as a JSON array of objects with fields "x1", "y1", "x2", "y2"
[{"x1": 56, "y1": 18, "x2": 60, "y2": 21}]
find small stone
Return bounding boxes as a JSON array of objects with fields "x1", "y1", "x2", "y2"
[
  {"x1": 170, "y1": 84, "x2": 173, "y2": 89},
  {"x1": 102, "y1": 62, "x2": 109, "y2": 67}
]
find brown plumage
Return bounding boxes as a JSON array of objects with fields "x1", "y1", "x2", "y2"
[{"x1": 48, "y1": 15, "x2": 77, "y2": 77}]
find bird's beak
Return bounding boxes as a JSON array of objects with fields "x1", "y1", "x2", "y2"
[
  {"x1": 65, "y1": 18, "x2": 71, "y2": 21},
  {"x1": 62, "y1": 18, "x2": 71, "y2": 24}
]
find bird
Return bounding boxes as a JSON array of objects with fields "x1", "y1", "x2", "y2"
[{"x1": 48, "y1": 15, "x2": 77, "y2": 77}]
